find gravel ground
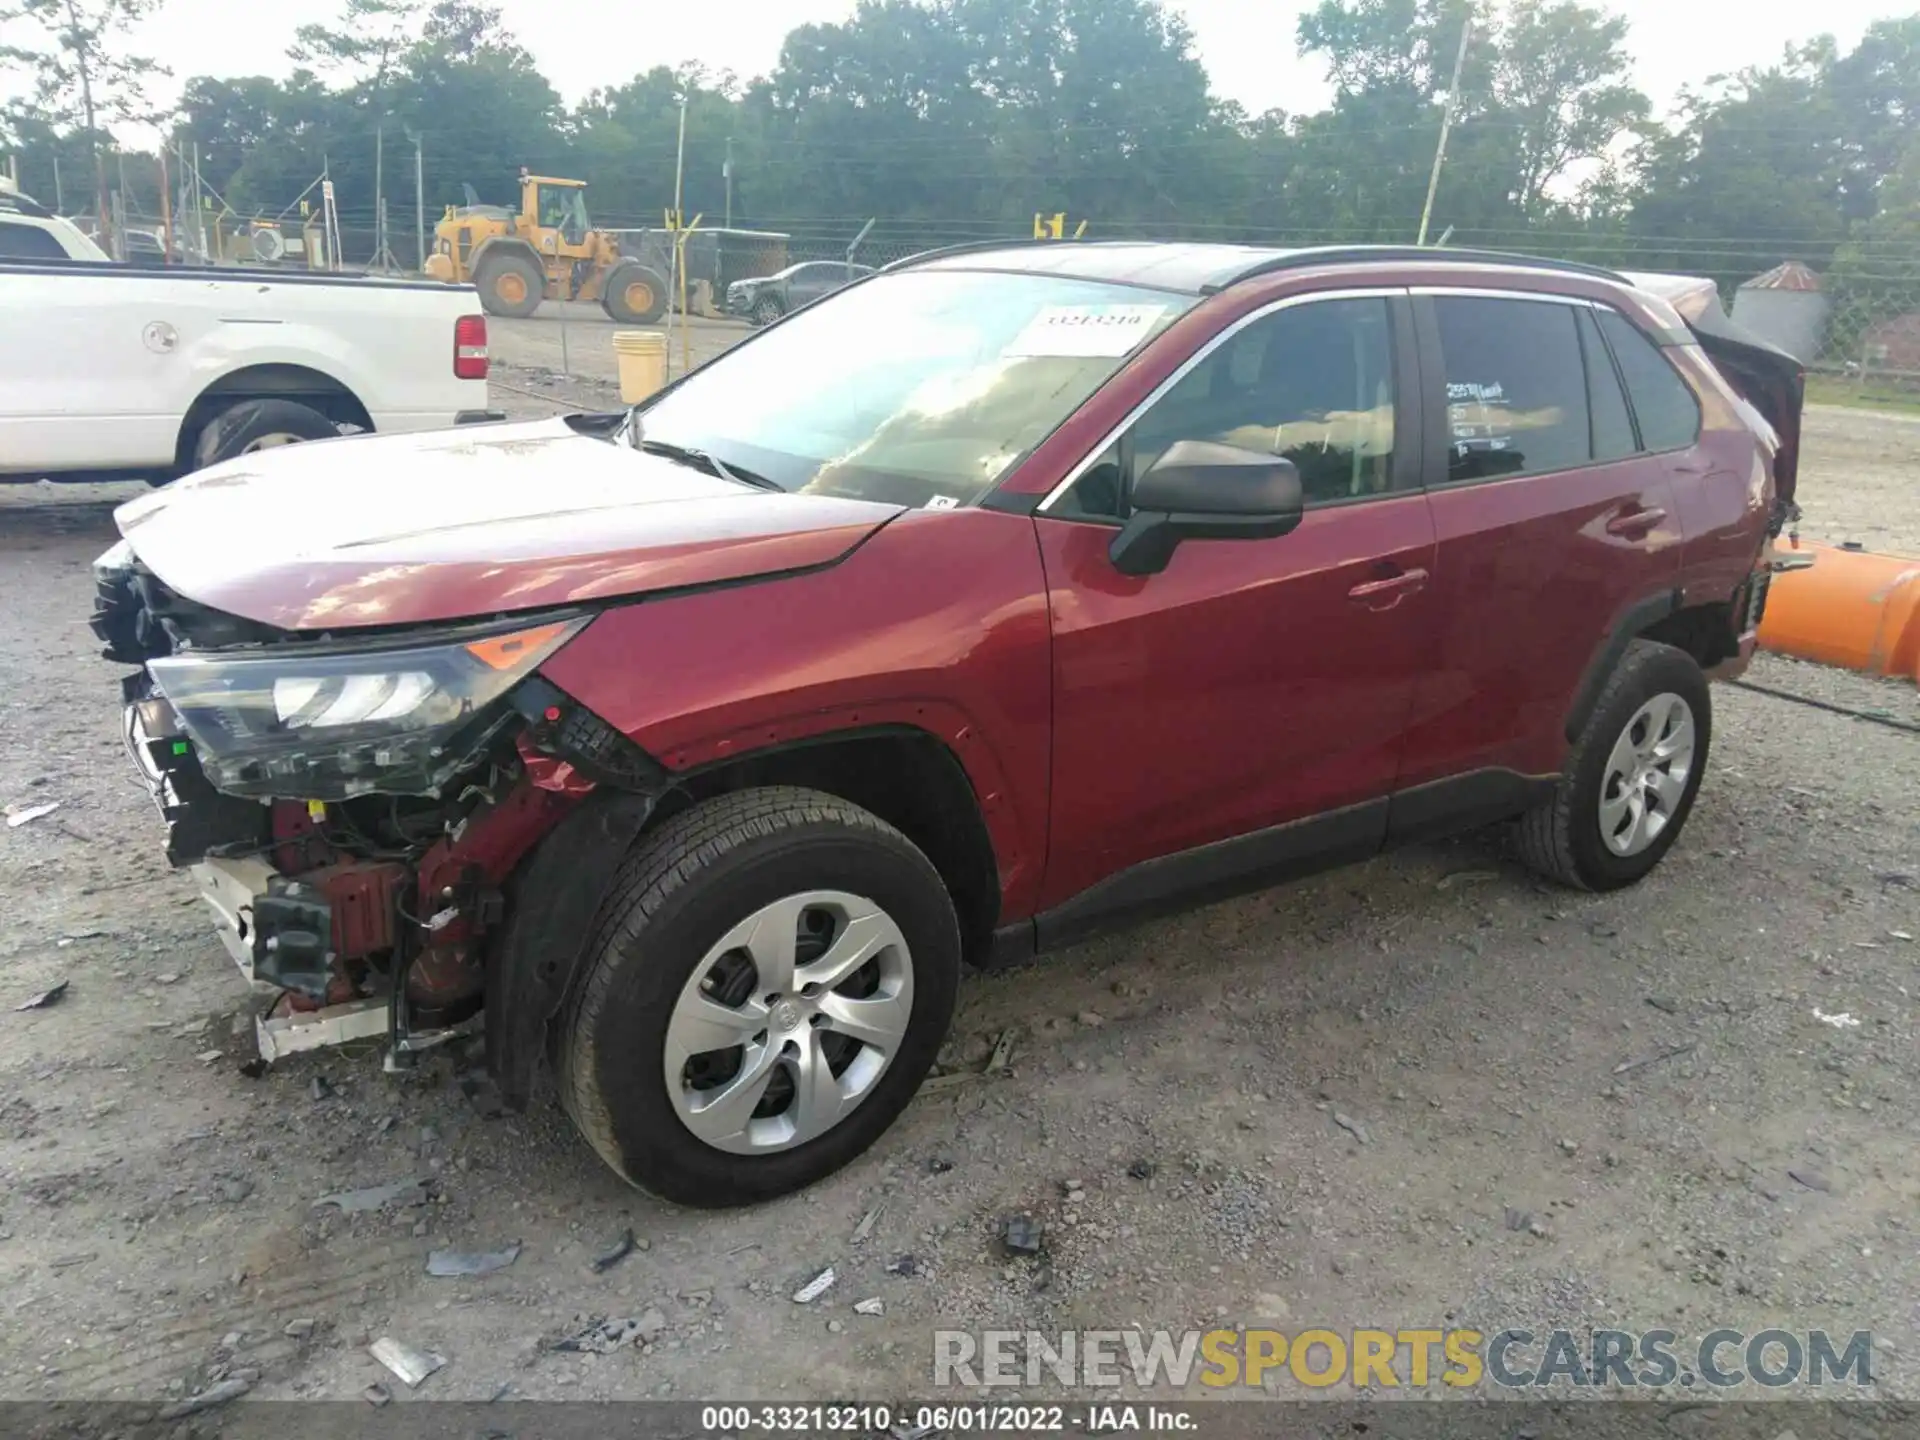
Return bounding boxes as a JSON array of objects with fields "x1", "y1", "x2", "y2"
[
  {"x1": 0, "y1": 373, "x2": 1916, "y2": 1409},
  {"x1": 1793, "y1": 406, "x2": 1920, "y2": 555}
]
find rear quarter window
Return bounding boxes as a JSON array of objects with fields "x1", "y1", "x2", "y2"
[
  {"x1": 1598, "y1": 308, "x2": 1702, "y2": 452},
  {"x1": 1577, "y1": 307, "x2": 1636, "y2": 462}
]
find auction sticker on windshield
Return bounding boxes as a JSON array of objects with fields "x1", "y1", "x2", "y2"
[{"x1": 1005, "y1": 304, "x2": 1168, "y2": 358}]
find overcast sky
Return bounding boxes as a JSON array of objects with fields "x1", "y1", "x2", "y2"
[{"x1": 6, "y1": 0, "x2": 1912, "y2": 134}]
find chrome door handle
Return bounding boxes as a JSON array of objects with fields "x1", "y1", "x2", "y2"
[
  {"x1": 1347, "y1": 567, "x2": 1429, "y2": 604},
  {"x1": 1606, "y1": 506, "x2": 1666, "y2": 536}
]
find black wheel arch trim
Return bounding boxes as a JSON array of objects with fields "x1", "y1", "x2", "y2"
[
  {"x1": 484, "y1": 788, "x2": 658, "y2": 1109},
  {"x1": 1564, "y1": 588, "x2": 1682, "y2": 743}
]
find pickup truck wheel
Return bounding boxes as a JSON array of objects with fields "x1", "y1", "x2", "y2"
[
  {"x1": 558, "y1": 787, "x2": 960, "y2": 1207},
  {"x1": 600, "y1": 262, "x2": 669, "y2": 324},
  {"x1": 1517, "y1": 639, "x2": 1711, "y2": 891},
  {"x1": 191, "y1": 398, "x2": 341, "y2": 470},
  {"x1": 475, "y1": 251, "x2": 544, "y2": 318}
]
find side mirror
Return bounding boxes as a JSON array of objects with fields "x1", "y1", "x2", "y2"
[{"x1": 1109, "y1": 440, "x2": 1305, "y2": 576}]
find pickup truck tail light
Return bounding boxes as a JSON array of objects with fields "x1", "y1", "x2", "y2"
[{"x1": 454, "y1": 315, "x2": 489, "y2": 380}]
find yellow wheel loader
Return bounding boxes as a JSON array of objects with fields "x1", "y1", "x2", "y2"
[{"x1": 426, "y1": 171, "x2": 669, "y2": 324}]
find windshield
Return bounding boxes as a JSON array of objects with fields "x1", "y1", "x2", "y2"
[
  {"x1": 539, "y1": 185, "x2": 590, "y2": 239},
  {"x1": 635, "y1": 270, "x2": 1193, "y2": 508}
]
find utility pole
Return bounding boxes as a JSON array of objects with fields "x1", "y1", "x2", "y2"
[
  {"x1": 193, "y1": 142, "x2": 208, "y2": 260},
  {"x1": 369, "y1": 124, "x2": 400, "y2": 272},
  {"x1": 666, "y1": 93, "x2": 689, "y2": 347},
  {"x1": 723, "y1": 135, "x2": 733, "y2": 230},
  {"x1": 374, "y1": 123, "x2": 385, "y2": 269},
  {"x1": 1417, "y1": 14, "x2": 1472, "y2": 247},
  {"x1": 159, "y1": 146, "x2": 174, "y2": 263},
  {"x1": 114, "y1": 149, "x2": 129, "y2": 258},
  {"x1": 52, "y1": 154, "x2": 63, "y2": 212},
  {"x1": 413, "y1": 131, "x2": 425, "y2": 272},
  {"x1": 673, "y1": 95, "x2": 688, "y2": 226}
]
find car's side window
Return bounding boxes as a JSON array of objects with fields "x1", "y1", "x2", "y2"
[
  {"x1": 1597, "y1": 307, "x2": 1702, "y2": 452},
  {"x1": 1577, "y1": 307, "x2": 1637, "y2": 463},
  {"x1": 0, "y1": 222, "x2": 69, "y2": 260},
  {"x1": 1433, "y1": 295, "x2": 1591, "y2": 483},
  {"x1": 1053, "y1": 296, "x2": 1398, "y2": 519}
]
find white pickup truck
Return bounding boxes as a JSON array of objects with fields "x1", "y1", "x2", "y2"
[{"x1": 0, "y1": 184, "x2": 504, "y2": 484}]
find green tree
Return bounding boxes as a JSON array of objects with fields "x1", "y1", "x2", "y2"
[
  {"x1": 1828, "y1": 131, "x2": 1920, "y2": 363},
  {"x1": 1625, "y1": 43, "x2": 1852, "y2": 285},
  {"x1": 0, "y1": 0, "x2": 168, "y2": 233},
  {"x1": 391, "y1": 5, "x2": 561, "y2": 217},
  {"x1": 289, "y1": 0, "x2": 418, "y2": 93},
  {"x1": 1827, "y1": 15, "x2": 1920, "y2": 220},
  {"x1": 570, "y1": 64, "x2": 739, "y2": 228},
  {"x1": 1293, "y1": 0, "x2": 1648, "y2": 240},
  {"x1": 1487, "y1": 0, "x2": 1646, "y2": 220}
]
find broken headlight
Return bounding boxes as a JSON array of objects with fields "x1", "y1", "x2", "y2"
[{"x1": 146, "y1": 617, "x2": 587, "y2": 800}]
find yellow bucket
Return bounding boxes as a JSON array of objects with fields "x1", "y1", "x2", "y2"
[
  {"x1": 1759, "y1": 541, "x2": 1920, "y2": 681},
  {"x1": 611, "y1": 330, "x2": 668, "y2": 405}
]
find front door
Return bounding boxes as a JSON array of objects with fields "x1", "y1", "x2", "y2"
[{"x1": 1032, "y1": 291, "x2": 1438, "y2": 935}]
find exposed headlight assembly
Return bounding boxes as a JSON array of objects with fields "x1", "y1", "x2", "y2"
[{"x1": 146, "y1": 616, "x2": 587, "y2": 799}]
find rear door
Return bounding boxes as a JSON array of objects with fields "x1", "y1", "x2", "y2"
[
  {"x1": 1398, "y1": 289, "x2": 1683, "y2": 796},
  {"x1": 1033, "y1": 291, "x2": 1439, "y2": 928}
]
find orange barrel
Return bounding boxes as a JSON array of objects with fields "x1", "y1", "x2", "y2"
[{"x1": 1758, "y1": 541, "x2": 1920, "y2": 680}]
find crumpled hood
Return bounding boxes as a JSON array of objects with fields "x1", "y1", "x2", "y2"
[{"x1": 114, "y1": 417, "x2": 903, "y2": 632}]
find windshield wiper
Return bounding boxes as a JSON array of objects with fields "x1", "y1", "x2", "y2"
[{"x1": 638, "y1": 437, "x2": 782, "y2": 492}]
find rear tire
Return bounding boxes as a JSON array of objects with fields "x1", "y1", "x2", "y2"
[
  {"x1": 559, "y1": 787, "x2": 960, "y2": 1207},
  {"x1": 600, "y1": 261, "x2": 669, "y2": 324},
  {"x1": 191, "y1": 398, "x2": 341, "y2": 471},
  {"x1": 1518, "y1": 639, "x2": 1711, "y2": 891},
  {"x1": 474, "y1": 249, "x2": 544, "y2": 318}
]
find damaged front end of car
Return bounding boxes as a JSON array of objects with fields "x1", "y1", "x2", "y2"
[{"x1": 92, "y1": 542, "x2": 665, "y2": 1100}]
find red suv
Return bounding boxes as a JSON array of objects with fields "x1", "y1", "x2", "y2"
[{"x1": 94, "y1": 243, "x2": 1802, "y2": 1205}]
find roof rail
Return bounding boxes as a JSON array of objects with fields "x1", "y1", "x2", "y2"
[
  {"x1": 1203, "y1": 245, "x2": 1627, "y2": 293},
  {"x1": 880, "y1": 236, "x2": 1095, "y2": 272}
]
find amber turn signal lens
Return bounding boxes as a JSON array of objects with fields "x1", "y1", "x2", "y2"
[{"x1": 464, "y1": 621, "x2": 574, "y2": 671}]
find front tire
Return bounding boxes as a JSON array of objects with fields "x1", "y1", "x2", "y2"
[
  {"x1": 601, "y1": 261, "x2": 669, "y2": 324},
  {"x1": 751, "y1": 294, "x2": 784, "y2": 326},
  {"x1": 559, "y1": 787, "x2": 960, "y2": 1207},
  {"x1": 474, "y1": 250, "x2": 545, "y2": 318},
  {"x1": 1518, "y1": 638, "x2": 1711, "y2": 891}
]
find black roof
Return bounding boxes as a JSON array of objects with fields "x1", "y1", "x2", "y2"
[{"x1": 891, "y1": 239, "x2": 1626, "y2": 294}]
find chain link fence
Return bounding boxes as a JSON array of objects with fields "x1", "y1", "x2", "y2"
[{"x1": 172, "y1": 197, "x2": 1920, "y2": 407}]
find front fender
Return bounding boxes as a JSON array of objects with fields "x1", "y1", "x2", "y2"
[
  {"x1": 537, "y1": 508, "x2": 1055, "y2": 919},
  {"x1": 184, "y1": 332, "x2": 378, "y2": 420}
]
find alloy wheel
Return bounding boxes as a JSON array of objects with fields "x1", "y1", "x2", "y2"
[
  {"x1": 1598, "y1": 691, "x2": 1696, "y2": 857},
  {"x1": 239, "y1": 433, "x2": 308, "y2": 452},
  {"x1": 663, "y1": 890, "x2": 913, "y2": 1155}
]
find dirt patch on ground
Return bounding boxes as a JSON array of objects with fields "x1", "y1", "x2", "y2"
[
  {"x1": 1796, "y1": 405, "x2": 1920, "y2": 555},
  {"x1": 0, "y1": 381, "x2": 1915, "y2": 1405}
]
